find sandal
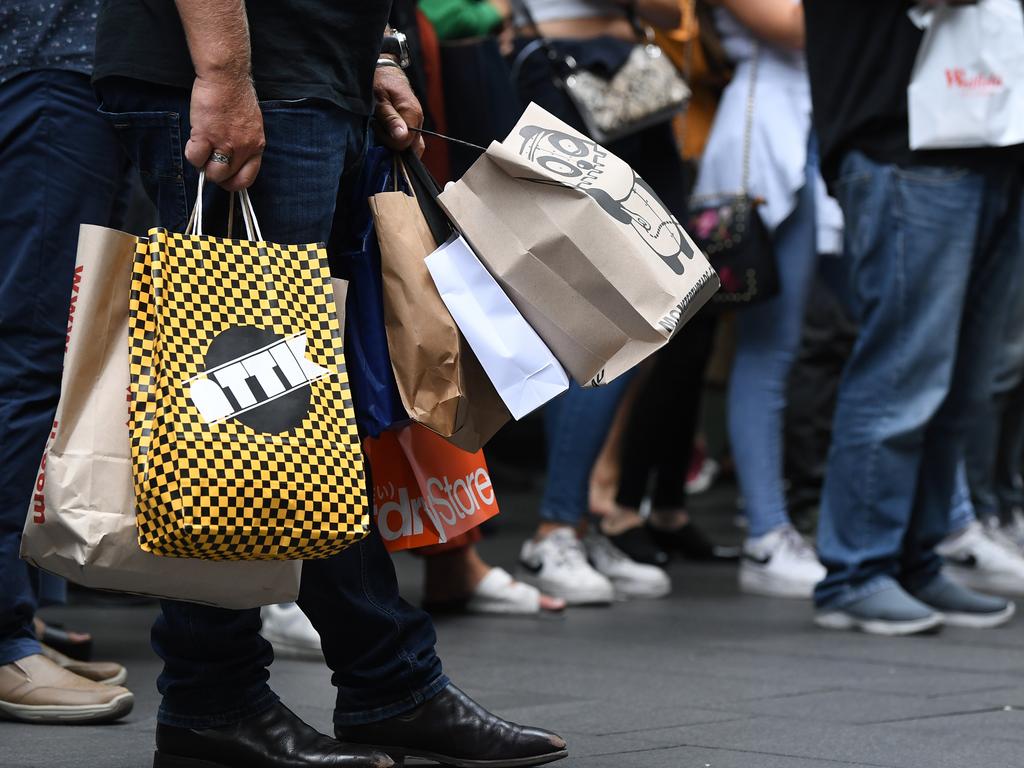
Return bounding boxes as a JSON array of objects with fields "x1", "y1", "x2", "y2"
[
  {"x1": 424, "y1": 568, "x2": 565, "y2": 616},
  {"x1": 35, "y1": 619, "x2": 93, "y2": 661}
]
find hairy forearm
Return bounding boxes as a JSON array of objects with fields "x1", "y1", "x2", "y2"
[{"x1": 175, "y1": 0, "x2": 252, "y2": 81}]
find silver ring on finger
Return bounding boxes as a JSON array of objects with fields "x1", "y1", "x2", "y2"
[{"x1": 210, "y1": 151, "x2": 233, "y2": 165}]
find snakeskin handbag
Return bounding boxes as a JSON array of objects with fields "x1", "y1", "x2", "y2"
[{"x1": 511, "y1": 0, "x2": 690, "y2": 143}]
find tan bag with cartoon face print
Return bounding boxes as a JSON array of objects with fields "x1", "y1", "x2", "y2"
[{"x1": 438, "y1": 103, "x2": 719, "y2": 386}]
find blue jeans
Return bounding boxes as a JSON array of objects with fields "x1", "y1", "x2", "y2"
[
  {"x1": 815, "y1": 151, "x2": 1024, "y2": 609},
  {"x1": 728, "y1": 140, "x2": 819, "y2": 538},
  {"x1": 0, "y1": 70, "x2": 129, "y2": 666},
  {"x1": 96, "y1": 78, "x2": 447, "y2": 729},
  {"x1": 540, "y1": 377, "x2": 633, "y2": 525}
]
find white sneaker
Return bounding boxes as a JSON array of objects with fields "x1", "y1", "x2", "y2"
[
  {"x1": 259, "y1": 604, "x2": 323, "y2": 660},
  {"x1": 938, "y1": 520, "x2": 1024, "y2": 597},
  {"x1": 739, "y1": 525, "x2": 825, "y2": 599},
  {"x1": 584, "y1": 533, "x2": 672, "y2": 600},
  {"x1": 985, "y1": 511, "x2": 1024, "y2": 551},
  {"x1": 518, "y1": 528, "x2": 615, "y2": 605}
]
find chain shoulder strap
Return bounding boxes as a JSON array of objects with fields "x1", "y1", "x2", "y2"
[
  {"x1": 691, "y1": 42, "x2": 760, "y2": 206},
  {"x1": 740, "y1": 44, "x2": 760, "y2": 196}
]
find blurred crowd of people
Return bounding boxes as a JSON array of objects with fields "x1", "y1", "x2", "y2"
[{"x1": 2, "y1": 0, "x2": 1023, "y2": 767}]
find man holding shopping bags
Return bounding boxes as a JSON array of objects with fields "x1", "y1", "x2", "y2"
[
  {"x1": 805, "y1": 0, "x2": 1024, "y2": 635},
  {"x1": 93, "y1": 2, "x2": 567, "y2": 767}
]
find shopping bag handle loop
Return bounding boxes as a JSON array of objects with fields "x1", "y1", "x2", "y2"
[
  {"x1": 391, "y1": 155, "x2": 415, "y2": 196},
  {"x1": 185, "y1": 171, "x2": 264, "y2": 242}
]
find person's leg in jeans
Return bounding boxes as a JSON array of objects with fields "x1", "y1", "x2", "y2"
[
  {"x1": 518, "y1": 378, "x2": 635, "y2": 605},
  {"x1": 97, "y1": 78, "x2": 445, "y2": 728},
  {"x1": 0, "y1": 70, "x2": 126, "y2": 668},
  {"x1": 724, "y1": 140, "x2": 826, "y2": 597},
  {"x1": 728, "y1": 148, "x2": 819, "y2": 540},
  {"x1": 816, "y1": 155, "x2": 1021, "y2": 615},
  {"x1": 537, "y1": 379, "x2": 634, "y2": 530}
]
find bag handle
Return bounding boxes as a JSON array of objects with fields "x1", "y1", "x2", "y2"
[
  {"x1": 739, "y1": 45, "x2": 760, "y2": 196},
  {"x1": 185, "y1": 171, "x2": 264, "y2": 241},
  {"x1": 508, "y1": 0, "x2": 574, "y2": 82},
  {"x1": 399, "y1": 150, "x2": 455, "y2": 248},
  {"x1": 689, "y1": 44, "x2": 761, "y2": 206}
]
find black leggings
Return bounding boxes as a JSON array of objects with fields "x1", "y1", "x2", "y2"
[{"x1": 616, "y1": 312, "x2": 718, "y2": 511}]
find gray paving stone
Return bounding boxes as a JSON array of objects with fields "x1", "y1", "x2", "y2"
[{"x1": 5, "y1": 497, "x2": 1024, "y2": 768}]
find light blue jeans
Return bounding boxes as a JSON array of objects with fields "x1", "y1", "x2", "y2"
[
  {"x1": 728, "y1": 143, "x2": 819, "y2": 538},
  {"x1": 815, "y1": 151, "x2": 1024, "y2": 609},
  {"x1": 539, "y1": 376, "x2": 634, "y2": 525}
]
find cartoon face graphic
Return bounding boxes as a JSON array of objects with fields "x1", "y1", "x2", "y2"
[{"x1": 517, "y1": 126, "x2": 694, "y2": 275}]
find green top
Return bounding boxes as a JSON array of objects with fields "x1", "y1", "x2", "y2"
[{"x1": 419, "y1": 0, "x2": 504, "y2": 40}]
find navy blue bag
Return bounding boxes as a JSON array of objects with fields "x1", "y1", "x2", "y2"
[{"x1": 331, "y1": 145, "x2": 408, "y2": 437}]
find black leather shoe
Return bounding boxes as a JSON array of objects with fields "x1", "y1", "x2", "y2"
[
  {"x1": 335, "y1": 684, "x2": 568, "y2": 767},
  {"x1": 647, "y1": 521, "x2": 740, "y2": 562},
  {"x1": 153, "y1": 702, "x2": 393, "y2": 768},
  {"x1": 603, "y1": 526, "x2": 670, "y2": 566}
]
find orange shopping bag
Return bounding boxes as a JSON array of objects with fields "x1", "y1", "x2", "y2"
[{"x1": 365, "y1": 424, "x2": 500, "y2": 552}]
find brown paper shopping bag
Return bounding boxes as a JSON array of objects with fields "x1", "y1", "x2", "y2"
[
  {"x1": 20, "y1": 224, "x2": 301, "y2": 608},
  {"x1": 371, "y1": 159, "x2": 510, "y2": 452},
  {"x1": 439, "y1": 103, "x2": 720, "y2": 386},
  {"x1": 371, "y1": 183, "x2": 463, "y2": 436}
]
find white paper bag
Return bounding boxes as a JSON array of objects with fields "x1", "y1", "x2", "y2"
[
  {"x1": 425, "y1": 234, "x2": 569, "y2": 420},
  {"x1": 908, "y1": 0, "x2": 1024, "y2": 149}
]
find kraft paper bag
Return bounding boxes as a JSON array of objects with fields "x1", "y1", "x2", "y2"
[
  {"x1": 371, "y1": 186, "x2": 464, "y2": 436},
  {"x1": 426, "y1": 234, "x2": 569, "y2": 420},
  {"x1": 439, "y1": 102, "x2": 719, "y2": 386},
  {"x1": 371, "y1": 159, "x2": 511, "y2": 452},
  {"x1": 21, "y1": 223, "x2": 301, "y2": 609},
  {"x1": 365, "y1": 424, "x2": 501, "y2": 552}
]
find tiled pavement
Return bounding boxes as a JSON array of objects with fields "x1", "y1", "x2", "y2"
[{"x1": 5, "y1": 487, "x2": 1024, "y2": 768}]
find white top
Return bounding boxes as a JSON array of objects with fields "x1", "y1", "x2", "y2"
[
  {"x1": 515, "y1": 0, "x2": 626, "y2": 25},
  {"x1": 692, "y1": 8, "x2": 843, "y2": 254}
]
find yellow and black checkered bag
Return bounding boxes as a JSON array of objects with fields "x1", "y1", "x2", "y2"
[{"x1": 128, "y1": 183, "x2": 369, "y2": 561}]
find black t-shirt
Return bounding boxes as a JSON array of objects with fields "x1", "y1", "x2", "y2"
[
  {"x1": 93, "y1": 0, "x2": 392, "y2": 116},
  {"x1": 804, "y1": 0, "x2": 1023, "y2": 184}
]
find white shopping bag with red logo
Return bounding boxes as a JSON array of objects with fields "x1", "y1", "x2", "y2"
[{"x1": 908, "y1": 0, "x2": 1024, "y2": 149}]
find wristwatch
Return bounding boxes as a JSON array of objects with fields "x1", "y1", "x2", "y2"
[{"x1": 380, "y1": 30, "x2": 411, "y2": 69}]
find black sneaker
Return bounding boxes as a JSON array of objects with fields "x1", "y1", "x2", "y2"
[
  {"x1": 647, "y1": 521, "x2": 740, "y2": 562},
  {"x1": 602, "y1": 526, "x2": 669, "y2": 566}
]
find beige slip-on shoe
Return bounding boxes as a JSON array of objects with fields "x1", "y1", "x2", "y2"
[
  {"x1": 0, "y1": 654, "x2": 133, "y2": 724},
  {"x1": 40, "y1": 643, "x2": 127, "y2": 686}
]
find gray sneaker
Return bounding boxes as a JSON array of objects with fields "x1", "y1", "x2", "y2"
[
  {"x1": 912, "y1": 573, "x2": 1016, "y2": 629},
  {"x1": 815, "y1": 584, "x2": 943, "y2": 636}
]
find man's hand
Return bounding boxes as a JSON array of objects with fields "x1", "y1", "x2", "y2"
[
  {"x1": 373, "y1": 64, "x2": 425, "y2": 156},
  {"x1": 185, "y1": 73, "x2": 266, "y2": 191},
  {"x1": 174, "y1": 0, "x2": 263, "y2": 189}
]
